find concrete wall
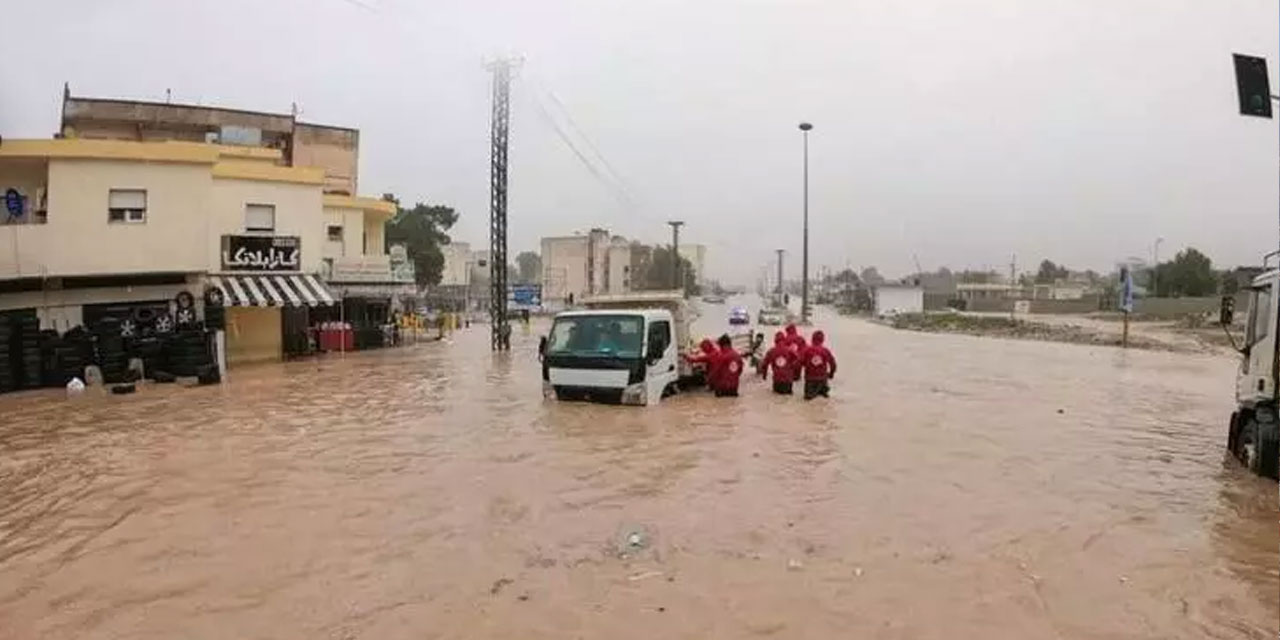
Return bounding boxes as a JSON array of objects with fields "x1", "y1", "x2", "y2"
[
  {"x1": 209, "y1": 178, "x2": 323, "y2": 273},
  {"x1": 321, "y1": 206, "x2": 365, "y2": 259},
  {"x1": 542, "y1": 236, "x2": 588, "y2": 302},
  {"x1": 875, "y1": 287, "x2": 924, "y2": 315},
  {"x1": 1, "y1": 157, "x2": 212, "y2": 278},
  {"x1": 293, "y1": 124, "x2": 358, "y2": 194},
  {"x1": 607, "y1": 244, "x2": 631, "y2": 293},
  {"x1": 363, "y1": 217, "x2": 384, "y2": 255},
  {"x1": 439, "y1": 242, "x2": 471, "y2": 287},
  {"x1": 1134, "y1": 296, "x2": 1232, "y2": 319}
]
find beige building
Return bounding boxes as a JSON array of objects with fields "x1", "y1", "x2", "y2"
[
  {"x1": 678, "y1": 243, "x2": 707, "y2": 285},
  {"x1": 1, "y1": 114, "x2": 398, "y2": 366},
  {"x1": 541, "y1": 229, "x2": 630, "y2": 308}
]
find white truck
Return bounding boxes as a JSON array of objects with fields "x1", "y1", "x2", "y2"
[
  {"x1": 539, "y1": 291, "x2": 760, "y2": 406},
  {"x1": 1222, "y1": 259, "x2": 1279, "y2": 480}
]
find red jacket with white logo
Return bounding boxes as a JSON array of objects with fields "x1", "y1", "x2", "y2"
[
  {"x1": 800, "y1": 341, "x2": 836, "y2": 381},
  {"x1": 760, "y1": 345, "x2": 798, "y2": 384},
  {"x1": 710, "y1": 346, "x2": 744, "y2": 393}
]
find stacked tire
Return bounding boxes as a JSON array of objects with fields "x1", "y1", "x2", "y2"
[
  {"x1": 93, "y1": 318, "x2": 130, "y2": 384},
  {"x1": 16, "y1": 316, "x2": 42, "y2": 389},
  {"x1": 57, "y1": 327, "x2": 94, "y2": 385},
  {"x1": 164, "y1": 330, "x2": 211, "y2": 377},
  {"x1": 127, "y1": 336, "x2": 165, "y2": 380},
  {"x1": 0, "y1": 318, "x2": 13, "y2": 393}
]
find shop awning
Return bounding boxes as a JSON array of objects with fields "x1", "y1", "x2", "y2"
[{"x1": 208, "y1": 274, "x2": 336, "y2": 307}]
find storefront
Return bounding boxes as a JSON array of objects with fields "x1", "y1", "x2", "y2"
[{"x1": 206, "y1": 234, "x2": 336, "y2": 365}]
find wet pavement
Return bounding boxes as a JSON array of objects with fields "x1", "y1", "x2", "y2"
[{"x1": 0, "y1": 300, "x2": 1275, "y2": 639}]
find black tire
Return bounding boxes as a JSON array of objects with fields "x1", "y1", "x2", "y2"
[
  {"x1": 175, "y1": 307, "x2": 196, "y2": 327},
  {"x1": 152, "y1": 370, "x2": 176, "y2": 383},
  {"x1": 204, "y1": 285, "x2": 225, "y2": 307},
  {"x1": 1250, "y1": 419, "x2": 1280, "y2": 479},
  {"x1": 110, "y1": 384, "x2": 136, "y2": 395},
  {"x1": 153, "y1": 313, "x2": 175, "y2": 335},
  {"x1": 175, "y1": 291, "x2": 196, "y2": 310}
]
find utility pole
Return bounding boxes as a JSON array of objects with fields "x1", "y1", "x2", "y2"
[
  {"x1": 798, "y1": 122, "x2": 813, "y2": 324},
  {"x1": 775, "y1": 249, "x2": 785, "y2": 302},
  {"x1": 667, "y1": 220, "x2": 684, "y2": 293},
  {"x1": 487, "y1": 57, "x2": 520, "y2": 351},
  {"x1": 1009, "y1": 254, "x2": 1017, "y2": 322},
  {"x1": 1151, "y1": 237, "x2": 1163, "y2": 297}
]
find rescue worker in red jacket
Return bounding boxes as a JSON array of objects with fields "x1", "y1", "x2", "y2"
[
  {"x1": 800, "y1": 330, "x2": 837, "y2": 400},
  {"x1": 684, "y1": 338, "x2": 718, "y2": 388},
  {"x1": 788, "y1": 333, "x2": 807, "y2": 382},
  {"x1": 710, "y1": 334, "x2": 744, "y2": 397},
  {"x1": 784, "y1": 323, "x2": 804, "y2": 348},
  {"x1": 759, "y1": 331, "x2": 799, "y2": 395}
]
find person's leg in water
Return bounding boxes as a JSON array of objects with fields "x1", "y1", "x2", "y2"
[
  {"x1": 804, "y1": 379, "x2": 823, "y2": 400},
  {"x1": 773, "y1": 381, "x2": 793, "y2": 395}
]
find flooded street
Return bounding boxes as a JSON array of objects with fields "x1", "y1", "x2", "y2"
[{"x1": 0, "y1": 302, "x2": 1275, "y2": 639}]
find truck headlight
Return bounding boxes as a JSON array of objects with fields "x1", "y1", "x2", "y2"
[{"x1": 621, "y1": 382, "x2": 647, "y2": 405}]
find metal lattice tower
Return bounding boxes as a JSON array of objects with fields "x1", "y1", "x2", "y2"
[{"x1": 487, "y1": 58, "x2": 518, "y2": 351}]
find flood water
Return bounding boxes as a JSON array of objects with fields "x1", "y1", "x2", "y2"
[{"x1": 0, "y1": 299, "x2": 1275, "y2": 639}]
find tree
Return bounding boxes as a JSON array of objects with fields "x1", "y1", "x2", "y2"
[
  {"x1": 1154, "y1": 247, "x2": 1216, "y2": 297},
  {"x1": 640, "y1": 245, "x2": 698, "y2": 296},
  {"x1": 515, "y1": 251, "x2": 541, "y2": 284},
  {"x1": 833, "y1": 268, "x2": 860, "y2": 285},
  {"x1": 1035, "y1": 260, "x2": 1069, "y2": 284},
  {"x1": 383, "y1": 194, "x2": 458, "y2": 288},
  {"x1": 860, "y1": 267, "x2": 885, "y2": 286}
]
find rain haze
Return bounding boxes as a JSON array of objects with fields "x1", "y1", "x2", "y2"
[{"x1": 2, "y1": 0, "x2": 1276, "y2": 282}]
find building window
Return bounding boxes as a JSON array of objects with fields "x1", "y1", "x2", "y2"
[
  {"x1": 108, "y1": 189, "x2": 147, "y2": 223},
  {"x1": 327, "y1": 225, "x2": 343, "y2": 241},
  {"x1": 245, "y1": 204, "x2": 275, "y2": 233}
]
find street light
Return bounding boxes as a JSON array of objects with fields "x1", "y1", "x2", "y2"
[
  {"x1": 1152, "y1": 237, "x2": 1163, "y2": 297},
  {"x1": 798, "y1": 121, "x2": 813, "y2": 324}
]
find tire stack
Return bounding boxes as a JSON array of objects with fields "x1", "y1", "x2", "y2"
[
  {"x1": 128, "y1": 336, "x2": 165, "y2": 380},
  {"x1": 164, "y1": 330, "x2": 212, "y2": 378},
  {"x1": 0, "y1": 318, "x2": 13, "y2": 393},
  {"x1": 16, "y1": 317, "x2": 42, "y2": 389},
  {"x1": 93, "y1": 318, "x2": 130, "y2": 384},
  {"x1": 57, "y1": 327, "x2": 94, "y2": 385}
]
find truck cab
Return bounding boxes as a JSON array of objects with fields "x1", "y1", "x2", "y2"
[
  {"x1": 540, "y1": 308, "x2": 678, "y2": 406},
  {"x1": 1225, "y1": 267, "x2": 1280, "y2": 479}
]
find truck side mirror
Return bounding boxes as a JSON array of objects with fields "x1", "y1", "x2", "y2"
[{"x1": 1219, "y1": 295, "x2": 1235, "y2": 326}]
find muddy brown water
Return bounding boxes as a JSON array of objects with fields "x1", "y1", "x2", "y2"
[{"x1": 0, "y1": 303, "x2": 1275, "y2": 639}]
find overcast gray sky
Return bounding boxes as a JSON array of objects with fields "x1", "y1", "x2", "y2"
[{"x1": 2, "y1": 0, "x2": 1276, "y2": 283}]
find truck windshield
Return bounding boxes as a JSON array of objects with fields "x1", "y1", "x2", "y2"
[{"x1": 548, "y1": 314, "x2": 644, "y2": 358}]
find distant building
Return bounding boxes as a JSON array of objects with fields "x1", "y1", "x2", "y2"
[
  {"x1": 541, "y1": 229, "x2": 631, "y2": 308},
  {"x1": 678, "y1": 243, "x2": 707, "y2": 285},
  {"x1": 956, "y1": 282, "x2": 1019, "y2": 300},
  {"x1": 873, "y1": 284, "x2": 924, "y2": 316}
]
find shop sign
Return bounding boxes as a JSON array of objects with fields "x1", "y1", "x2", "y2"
[{"x1": 222, "y1": 235, "x2": 301, "y2": 271}]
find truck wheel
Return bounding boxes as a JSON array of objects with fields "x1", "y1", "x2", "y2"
[
  {"x1": 1250, "y1": 419, "x2": 1279, "y2": 479},
  {"x1": 1227, "y1": 411, "x2": 1242, "y2": 456}
]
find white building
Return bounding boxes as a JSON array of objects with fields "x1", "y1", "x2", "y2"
[{"x1": 873, "y1": 285, "x2": 924, "y2": 317}]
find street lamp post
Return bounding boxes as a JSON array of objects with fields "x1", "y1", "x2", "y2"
[
  {"x1": 798, "y1": 122, "x2": 813, "y2": 324},
  {"x1": 1152, "y1": 237, "x2": 1164, "y2": 297}
]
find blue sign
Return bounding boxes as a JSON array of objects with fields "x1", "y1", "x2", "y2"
[
  {"x1": 4, "y1": 189, "x2": 24, "y2": 219},
  {"x1": 510, "y1": 284, "x2": 541, "y2": 307},
  {"x1": 1120, "y1": 266, "x2": 1134, "y2": 313}
]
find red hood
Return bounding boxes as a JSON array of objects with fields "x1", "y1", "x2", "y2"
[
  {"x1": 773, "y1": 331, "x2": 785, "y2": 345},
  {"x1": 699, "y1": 339, "x2": 715, "y2": 354},
  {"x1": 812, "y1": 330, "x2": 826, "y2": 345}
]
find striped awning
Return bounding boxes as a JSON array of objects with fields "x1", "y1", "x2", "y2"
[{"x1": 207, "y1": 274, "x2": 337, "y2": 307}]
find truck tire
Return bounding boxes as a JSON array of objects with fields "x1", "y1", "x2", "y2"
[{"x1": 1251, "y1": 419, "x2": 1279, "y2": 480}]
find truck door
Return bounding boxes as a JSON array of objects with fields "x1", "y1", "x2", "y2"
[
  {"x1": 1239, "y1": 284, "x2": 1275, "y2": 403},
  {"x1": 645, "y1": 319, "x2": 676, "y2": 404}
]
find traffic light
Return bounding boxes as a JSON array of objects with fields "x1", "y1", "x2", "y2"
[{"x1": 1232, "y1": 54, "x2": 1272, "y2": 118}]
